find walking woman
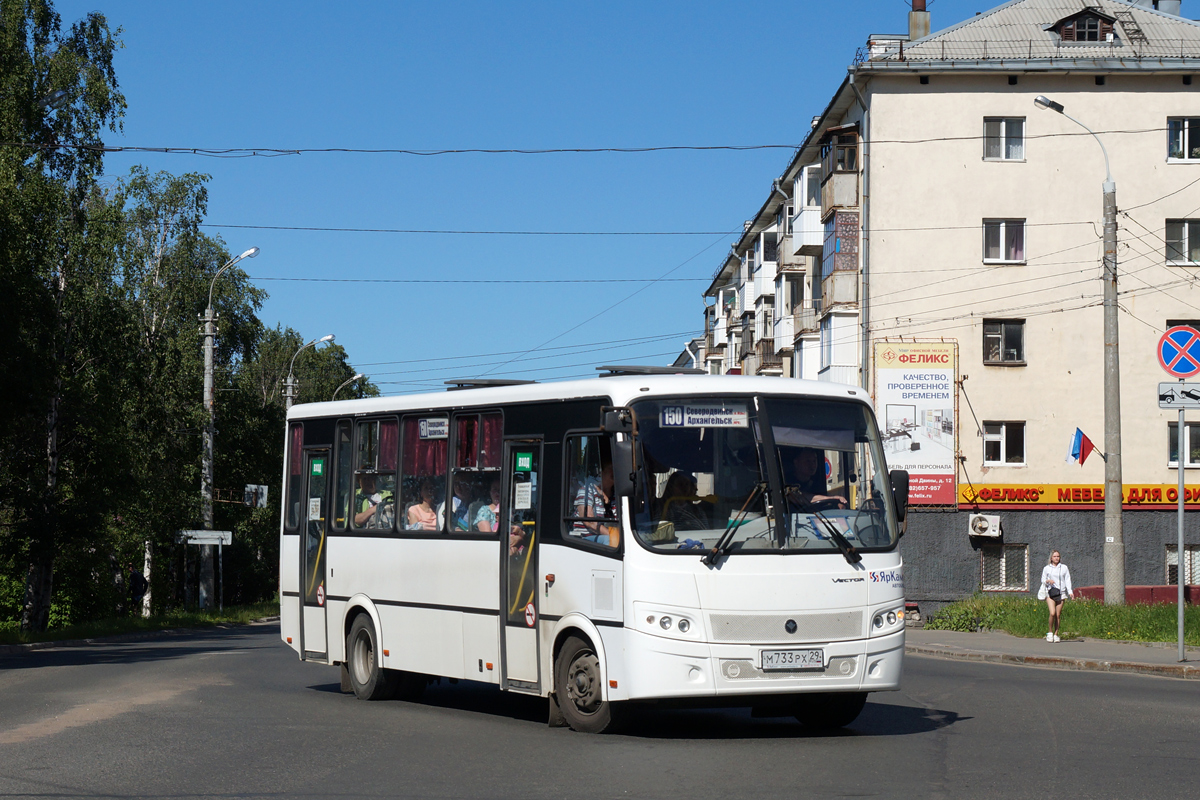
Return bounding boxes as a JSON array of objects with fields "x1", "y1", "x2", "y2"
[{"x1": 1038, "y1": 549, "x2": 1073, "y2": 642}]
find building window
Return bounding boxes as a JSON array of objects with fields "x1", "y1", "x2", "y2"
[
  {"x1": 1168, "y1": 118, "x2": 1200, "y2": 160},
  {"x1": 983, "y1": 421, "x2": 1025, "y2": 465},
  {"x1": 984, "y1": 118, "x2": 1024, "y2": 160},
  {"x1": 983, "y1": 320, "x2": 1025, "y2": 364},
  {"x1": 820, "y1": 317, "x2": 832, "y2": 368},
  {"x1": 1166, "y1": 220, "x2": 1200, "y2": 263},
  {"x1": 1058, "y1": 14, "x2": 1112, "y2": 42},
  {"x1": 805, "y1": 166, "x2": 821, "y2": 207},
  {"x1": 983, "y1": 219, "x2": 1025, "y2": 263},
  {"x1": 821, "y1": 134, "x2": 857, "y2": 177},
  {"x1": 1169, "y1": 421, "x2": 1200, "y2": 468},
  {"x1": 982, "y1": 544, "x2": 1028, "y2": 591},
  {"x1": 1166, "y1": 544, "x2": 1200, "y2": 585}
]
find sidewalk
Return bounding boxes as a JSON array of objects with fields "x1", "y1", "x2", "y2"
[{"x1": 905, "y1": 627, "x2": 1200, "y2": 680}]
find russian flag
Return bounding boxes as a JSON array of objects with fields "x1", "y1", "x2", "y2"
[{"x1": 1066, "y1": 428, "x2": 1096, "y2": 466}]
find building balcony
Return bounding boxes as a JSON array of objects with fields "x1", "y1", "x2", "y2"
[
  {"x1": 791, "y1": 207, "x2": 824, "y2": 256},
  {"x1": 822, "y1": 271, "x2": 858, "y2": 308},
  {"x1": 794, "y1": 301, "x2": 820, "y2": 334},
  {"x1": 755, "y1": 339, "x2": 782, "y2": 374},
  {"x1": 818, "y1": 364, "x2": 859, "y2": 386},
  {"x1": 820, "y1": 173, "x2": 859, "y2": 219}
]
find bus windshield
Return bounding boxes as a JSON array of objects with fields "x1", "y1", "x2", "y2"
[{"x1": 630, "y1": 395, "x2": 898, "y2": 555}]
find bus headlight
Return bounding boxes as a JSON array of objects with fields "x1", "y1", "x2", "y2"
[
  {"x1": 677, "y1": 618, "x2": 690, "y2": 633},
  {"x1": 660, "y1": 616, "x2": 673, "y2": 630},
  {"x1": 634, "y1": 603, "x2": 700, "y2": 640},
  {"x1": 871, "y1": 607, "x2": 905, "y2": 636}
]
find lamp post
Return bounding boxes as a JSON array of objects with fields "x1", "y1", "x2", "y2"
[
  {"x1": 285, "y1": 335, "x2": 336, "y2": 409},
  {"x1": 1035, "y1": 95, "x2": 1124, "y2": 605},
  {"x1": 333, "y1": 373, "x2": 364, "y2": 401},
  {"x1": 200, "y1": 246, "x2": 259, "y2": 610}
]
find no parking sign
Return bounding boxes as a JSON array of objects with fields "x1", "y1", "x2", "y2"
[{"x1": 1158, "y1": 326, "x2": 1200, "y2": 378}]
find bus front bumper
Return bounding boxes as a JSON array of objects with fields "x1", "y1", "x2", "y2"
[{"x1": 618, "y1": 628, "x2": 904, "y2": 701}]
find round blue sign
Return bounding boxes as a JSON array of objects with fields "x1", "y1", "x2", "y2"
[{"x1": 1158, "y1": 326, "x2": 1200, "y2": 378}]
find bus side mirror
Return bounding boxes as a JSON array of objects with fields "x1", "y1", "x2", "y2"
[
  {"x1": 601, "y1": 407, "x2": 633, "y2": 434},
  {"x1": 611, "y1": 437, "x2": 636, "y2": 498},
  {"x1": 889, "y1": 470, "x2": 909, "y2": 525}
]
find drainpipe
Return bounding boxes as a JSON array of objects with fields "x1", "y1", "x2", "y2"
[
  {"x1": 686, "y1": 340, "x2": 700, "y2": 370},
  {"x1": 849, "y1": 70, "x2": 871, "y2": 394}
]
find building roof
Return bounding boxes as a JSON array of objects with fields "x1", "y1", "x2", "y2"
[{"x1": 864, "y1": 0, "x2": 1200, "y2": 65}]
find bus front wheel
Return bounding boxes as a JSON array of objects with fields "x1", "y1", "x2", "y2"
[
  {"x1": 554, "y1": 635, "x2": 622, "y2": 733},
  {"x1": 794, "y1": 691, "x2": 867, "y2": 730},
  {"x1": 346, "y1": 614, "x2": 398, "y2": 701}
]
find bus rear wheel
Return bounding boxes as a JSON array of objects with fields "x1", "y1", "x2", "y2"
[
  {"x1": 794, "y1": 691, "x2": 868, "y2": 730},
  {"x1": 346, "y1": 614, "x2": 398, "y2": 700},
  {"x1": 554, "y1": 635, "x2": 623, "y2": 733}
]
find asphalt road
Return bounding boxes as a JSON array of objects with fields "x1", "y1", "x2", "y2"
[{"x1": 1, "y1": 622, "x2": 1197, "y2": 799}]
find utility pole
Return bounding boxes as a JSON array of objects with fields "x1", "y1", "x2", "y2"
[
  {"x1": 200, "y1": 247, "x2": 258, "y2": 609},
  {"x1": 1036, "y1": 96, "x2": 1124, "y2": 604}
]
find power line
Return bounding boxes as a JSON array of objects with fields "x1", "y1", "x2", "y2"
[
  {"x1": 252, "y1": 276, "x2": 707, "y2": 284},
  {"x1": 202, "y1": 223, "x2": 739, "y2": 236},
  {"x1": 354, "y1": 330, "x2": 701, "y2": 368}
]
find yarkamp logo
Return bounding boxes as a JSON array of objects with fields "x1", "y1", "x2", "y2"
[
  {"x1": 869, "y1": 570, "x2": 903, "y2": 587},
  {"x1": 831, "y1": 577, "x2": 865, "y2": 583}
]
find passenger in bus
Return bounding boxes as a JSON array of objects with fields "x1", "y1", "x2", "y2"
[
  {"x1": 438, "y1": 476, "x2": 476, "y2": 532},
  {"x1": 354, "y1": 473, "x2": 393, "y2": 528},
  {"x1": 657, "y1": 471, "x2": 710, "y2": 531},
  {"x1": 406, "y1": 478, "x2": 438, "y2": 531},
  {"x1": 573, "y1": 462, "x2": 616, "y2": 544},
  {"x1": 785, "y1": 447, "x2": 846, "y2": 510},
  {"x1": 474, "y1": 477, "x2": 502, "y2": 532}
]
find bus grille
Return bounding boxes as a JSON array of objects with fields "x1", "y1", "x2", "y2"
[{"x1": 708, "y1": 611, "x2": 863, "y2": 643}]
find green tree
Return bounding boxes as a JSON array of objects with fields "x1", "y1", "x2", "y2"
[{"x1": 0, "y1": 1, "x2": 126, "y2": 630}]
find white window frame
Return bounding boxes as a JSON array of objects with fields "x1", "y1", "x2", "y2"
[
  {"x1": 983, "y1": 420, "x2": 1026, "y2": 466},
  {"x1": 1168, "y1": 420, "x2": 1200, "y2": 468},
  {"x1": 1167, "y1": 544, "x2": 1200, "y2": 585},
  {"x1": 983, "y1": 117, "x2": 1025, "y2": 161},
  {"x1": 983, "y1": 219, "x2": 1026, "y2": 264},
  {"x1": 805, "y1": 166, "x2": 821, "y2": 207},
  {"x1": 819, "y1": 316, "x2": 832, "y2": 369},
  {"x1": 981, "y1": 544, "x2": 1029, "y2": 592},
  {"x1": 1167, "y1": 117, "x2": 1200, "y2": 162},
  {"x1": 1166, "y1": 219, "x2": 1200, "y2": 264}
]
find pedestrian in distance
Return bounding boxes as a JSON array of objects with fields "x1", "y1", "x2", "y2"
[{"x1": 1038, "y1": 549, "x2": 1073, "y2": 642}]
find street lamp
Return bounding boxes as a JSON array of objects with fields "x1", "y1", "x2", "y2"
[
  {"x1": 199, "y1": 246, "x2": 259, "y2": 610},
  {"x1": 333, "y1": 373, "x2": 364, "y2": 401},
  {"x1": 285, "y1": 334, "x2": 336, "y2": 409},
  {"x1": 1035, "y1": 94, "x2": 1124, "y2": 605}
]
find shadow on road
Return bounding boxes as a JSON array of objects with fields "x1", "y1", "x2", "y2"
[
  {"x1": 317, "y1": 677, "x2": 969, "y2": 739},
  {"x1": 0, "y1": 624, "x2": 281, "y2": 671}
]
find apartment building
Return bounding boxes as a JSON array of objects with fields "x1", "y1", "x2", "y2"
[{"x1": 690, "y1": 0, "x2": 1200, "y2": 607}]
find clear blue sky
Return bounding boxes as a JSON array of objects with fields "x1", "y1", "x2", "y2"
[{"x1": 58, "y1": 0, "x2": 985, "y2": 395}]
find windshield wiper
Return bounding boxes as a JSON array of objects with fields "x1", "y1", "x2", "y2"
[
  {"x1": 810, "y1": 509, "x2": 863, "y2": 565},
  {"x1": 702, "y1": 481, "x2": 766, "y2": 567}
]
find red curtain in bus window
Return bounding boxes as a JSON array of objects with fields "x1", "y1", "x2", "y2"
[
  {"x1": 456, "y1": 416, "x2": 478, "y2": 468},
  {"x1": 379, "y1": 419, "x2": 398, "y2": 471},
  {"x1": 480, "y1": 412, "x2": 502, "y2": 469},
  {"x1": 289, "y1": 423, "x2": 303, "y2": 475},
  {"x1": 403, "y1": 417, "x2": 447, "y2": 477}
]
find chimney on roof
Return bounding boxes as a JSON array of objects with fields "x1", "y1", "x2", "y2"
[{"x1": 910, "y1": 0, "x2": 931, "y2": 41}]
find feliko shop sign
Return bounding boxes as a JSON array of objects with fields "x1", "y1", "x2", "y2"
[{"x1": 960, "y1": 484, "x2": 1200, "y2": 508}]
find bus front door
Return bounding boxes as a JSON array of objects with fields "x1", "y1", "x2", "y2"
[
  {"x1": 300, "y1": 450, "x2": 329, "y2": 661},
  {"x1": 501, "y1": 441, "x2": 541, "y2": 692}
]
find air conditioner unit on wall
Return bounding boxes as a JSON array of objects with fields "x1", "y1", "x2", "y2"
[{"x1": 968, "y1": 513, "x2": 1002, "y2": 538}]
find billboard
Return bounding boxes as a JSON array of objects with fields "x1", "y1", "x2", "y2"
[{"x1": 873, "y1": 341, "x2": 958, "y2": 505}]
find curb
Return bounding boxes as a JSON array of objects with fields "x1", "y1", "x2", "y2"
[
  {"x1": 0, "y1": 616, "x2": 280, "y2": 656},
  {"x1": 905, "y1": 644, "x2": 1200, "y2": 680}
]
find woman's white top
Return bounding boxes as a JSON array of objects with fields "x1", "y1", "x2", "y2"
[{"x1": 1037, "y1": 562, "x2": 1073, "y2": 600}]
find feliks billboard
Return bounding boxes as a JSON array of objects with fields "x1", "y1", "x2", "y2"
[{"x1": 873, "y1": 341, "x2": 958, "y2": 505}]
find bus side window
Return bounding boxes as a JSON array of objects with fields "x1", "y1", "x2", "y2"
[
  {"x1": 333, "y1": 421, "x2": 352, "y2": 530},
  {"x1": 448, "y1": 412, "x2": 501, "y2": 534},
  {"x1": 352, "y1": 419, "x2": 398, "y2": 530},
  {"x1": 285, "y1": 423, "x2": 303, "y2": 530},
  {"x1": 564, "y1": 434, "x2": 619, "y2": 549},
  {"x1": 401, "y1": 415, "x2": 448, "y2": 532}
]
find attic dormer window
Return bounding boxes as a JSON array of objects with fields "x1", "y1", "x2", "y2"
[{"x1": 1059, "y1": 13, "x2": 1113, "y2": 42}]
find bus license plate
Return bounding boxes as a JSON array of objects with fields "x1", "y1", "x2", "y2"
[{"x1": 761, "y1": 648, "x2": 824, "y2": 671}]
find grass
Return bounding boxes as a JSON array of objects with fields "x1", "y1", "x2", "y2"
[
  {"x1": 923, "y1": 594, "x2": 1200, "y2": 646},
  {"x1": 0, "y1": 601, "x2": 279, "y2": 646}
]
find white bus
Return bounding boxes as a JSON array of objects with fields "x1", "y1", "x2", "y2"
[{"x1": 280, "y1": 370, "x2": 910, "y2": 732}]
